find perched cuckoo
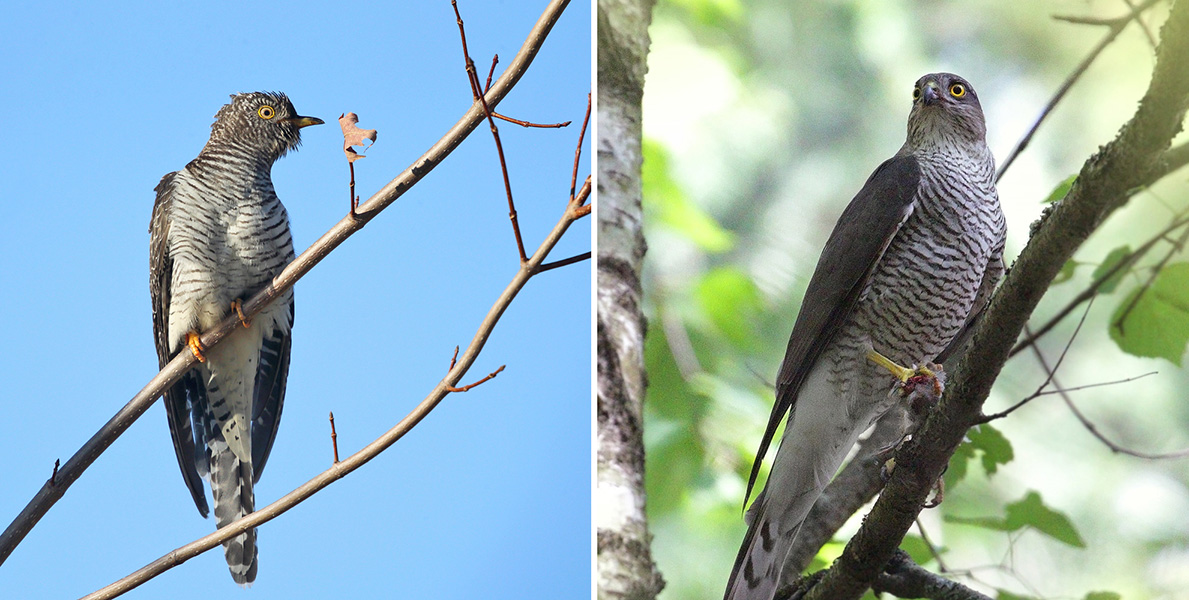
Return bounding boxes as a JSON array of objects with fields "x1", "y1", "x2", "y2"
[
  {"x1": 725, "y1": 73, "x2": 1006, "y2": 600},
  {"x1": 149, "y1": 92, "x2": 321, "y2": 584}
]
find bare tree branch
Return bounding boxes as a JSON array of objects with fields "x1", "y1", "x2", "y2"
[
  {"x1": 802, "y1": 2, "x2": 1189, "y2": 597},
  {"x1": 874, "y1": 551, "x2": 993, "y2": 600},
  {"x1": 0, "y1": 0, "x2": 572, "y2": 567}
]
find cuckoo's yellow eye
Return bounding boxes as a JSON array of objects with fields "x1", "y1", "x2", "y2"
[
  {"x1": 949, "y1": 83, "x2": 966, "y2": 98},
  {"x1": 912, "y1": 87, "x2": 921, "y2": 101},
  {"x1": 258, "y1": 105, "x2": 276, "y2": 120}
]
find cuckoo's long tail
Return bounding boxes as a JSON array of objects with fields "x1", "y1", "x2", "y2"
[{"x1": 210, "y1": 443, "x2": 257, "y2": 585}]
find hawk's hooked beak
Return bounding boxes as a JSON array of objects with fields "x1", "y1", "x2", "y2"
[
  {"x1": 921, "y1": 81, "x2": 942, "y2": 106},
  {"x1": 282, "y1": 116, "x2": 325, "y2": 128}
]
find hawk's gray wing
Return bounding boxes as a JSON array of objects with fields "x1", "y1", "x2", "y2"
[
  {"x1": 744, "y1": 154, "x2": 921, "y2": 505},
  {"x1": 150, "y1": 171, "x2": 210, "y2": 518},
  {"x1": 251, "y1": 306, "x2": 292, "y2": 481}
]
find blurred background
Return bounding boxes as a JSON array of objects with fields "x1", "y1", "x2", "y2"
[{"x1": 640, "y1": 0, "x2": 1189, "y2": 598}]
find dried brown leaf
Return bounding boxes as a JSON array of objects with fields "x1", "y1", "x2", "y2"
[{"x1": 339, "y1": 112, "x2": 377, "y2": 163}]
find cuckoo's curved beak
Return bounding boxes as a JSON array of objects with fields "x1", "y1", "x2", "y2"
[{"x1": 282, "y1": 116, "x2": 325, "y2": 128}]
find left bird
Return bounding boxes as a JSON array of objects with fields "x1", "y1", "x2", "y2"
[{"x1": 149, "y1": 91, "x2": 322, "y2": 584}]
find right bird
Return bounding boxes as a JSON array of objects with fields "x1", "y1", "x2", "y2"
[
  {"x1": 725, "y1": 73, "x2": 1006, "y2": 600},
  {"x1": 150, "y1": 92, "x2": 322, "y2": 585}
]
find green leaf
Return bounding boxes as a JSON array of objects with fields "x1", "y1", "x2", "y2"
[
  {"x1": 946, "y1": 491, "x2": 1085, "y2": 548},
  {"x1": 1083, "y1": 593, "x2": 1121, "y2": 600},
  {"x1": 967, "y1": 424, "x2": 1014, "y2": 477},
  {"x1": 1052, "y1": 260, "x2": 1078, "y2": 285},
  {"x1": 899, "y1": 534, "x2": 940, "y2": 565},
  {"x1": 694, "y1": 267, "x2": 762, "y2": 346},
  {"x1": 1091, "y1": 245, "x2": 1132, "y2": 294},
  {"x1": 643, "y1": 139, "x2": 734, "y2": 252},
  {"x1": 1042, "y1": 174, "x2": 1077, "y2": 204},
  {"x1": 945, "y1": 441, "x2": 973, "y2": 489},
  {"x1": 997, "y1": 590, "x2": 1041, "y2": 600},
  {"x1": 1109, "y1": 262, "x2": 1189, "y2": 365}
]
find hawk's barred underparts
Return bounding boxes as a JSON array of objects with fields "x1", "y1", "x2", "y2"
[
  {"x1": 725, "y1": 73, "x2": 1006, "y2": 600},
  {"x1": 149, "y1": 92, "x2": 322, "y2": 585}
]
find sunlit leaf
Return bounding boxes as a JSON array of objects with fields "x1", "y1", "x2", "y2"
[
  {"x1": 1042, "y1": 174, "x2": 1077, "y2": 204},
  {"x1": 643, "y1": 139, "x2": 735, "y2": 252},
  {"x1": 694, "y1": 267, "x2": 762, "y2": 346},
  {"x1": 1091, "y1": 245, "x2": 1132, "y2": 294},
  {"x1": 1109, "y1": 262, "x2": 1189, "y2": 365}
]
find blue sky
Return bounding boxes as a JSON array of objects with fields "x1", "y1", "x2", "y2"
[{"x1": 0, "y1": 2, "x2": 591, "y2": 598}]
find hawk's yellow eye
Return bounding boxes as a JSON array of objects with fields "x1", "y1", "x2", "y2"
[
  {"x1": 258, "y1": 105, "x2": 276, "y2": 120},
  {"x1": 912, "y1": 87, "x2": 921, "y2": 101},
  {"x1": 949, "y1": 83, "x2": 966, "y2": 98}
]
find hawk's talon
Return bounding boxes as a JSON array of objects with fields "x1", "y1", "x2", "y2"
[
  {"x1": 186, "y1": 331, "x2": 206, "y2": 363},
  {"x1": 231, "y1": 299, "x2": 251, "y2": 328}
]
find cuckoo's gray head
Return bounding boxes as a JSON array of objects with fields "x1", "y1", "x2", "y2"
[
  {"x1": 206, "y1": 92, "x2": 323, "y2": 162},
  {"x1": 905, "y1": 73, "x2": 987, "y2": 149}
]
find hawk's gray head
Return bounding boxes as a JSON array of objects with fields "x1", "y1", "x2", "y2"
[
  {"x1": 906, "y1": 73, "x2": 987, "y2": 149},
  {"x1": 207, "y1": 92, "x2": 323, "y2": 161}
]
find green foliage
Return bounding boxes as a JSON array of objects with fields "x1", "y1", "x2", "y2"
[
  {"x1": 899, "y1": 534, "x2": 940, "y2": 565},
  {"x1": 946, "y1": 491, "x2": 1085, "y2": 548},
  {"x1": 996, "y1": 590, "x2": 1041, "y2": 600},
  {"x1": 643, "y1": 139, "x2": 735, "y2": 253},
  {"x1": 1083, "y1": 592, "x2": 1121, "y2": 600},
  {"x1": 967, "y1": 424, "x2": 1014, "y2": 477},
  {"x1": 945, "y1": 424, "x2": 1013, "y2": 488},
  {"x1": 643, "y1": 323, "x2": 711, "y2": 514},
  {"x1": 1091, "y1": 245, "x2": 1132, "y2": 294},
  {"x1": 694, "y1": 267, "x2": 763, "y2": 347},
  {"x1": 665, "y1": 0, "x2": 744, "y2": 25},
  {"x1": 1042, "y1": 174, "x2": 1077, "y2": 204},
  {"x1": 1109, "y1": 262, "x2": 1189, "y2": 365},
  {"x1": 1052, "y1": 259, "x2": 1079, "y2": 285}
]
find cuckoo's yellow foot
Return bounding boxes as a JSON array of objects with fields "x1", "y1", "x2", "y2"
[{"x1": 186, "y1": 331, "x2": 206, "y2": 363}]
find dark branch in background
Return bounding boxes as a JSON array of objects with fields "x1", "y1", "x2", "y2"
[
  {"x1": 995, "y1": 0, "x2": 1162, "y2": 182},
  {"x1": 874, "y1": 551, "x2": 993, "y2": 600},
  {"x1": 0, "y1": 0, "x2": 572, "y2": 569},
  {"x1": 801, "y1": 1, "x2": 1189, "y2": 597}
]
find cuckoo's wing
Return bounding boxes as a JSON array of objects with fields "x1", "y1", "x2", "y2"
[
  {"x1": 251, "y1": 302, "x2": 292, "y2": 482},
  {"x1": 151, "y1": 172, "x2": 211, "y2": 518},
  {"x1": 744, "y1": 154, "x2": 921, "y2": 505}
]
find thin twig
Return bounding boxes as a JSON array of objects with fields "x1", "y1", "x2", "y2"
[
  {"x1": 1027, "y1": 335, "x2": 1189, "y2": 460},
  {"x1": 50, "y1": 460, "x2": 59, "y2": 487},
  {"x1": 446, "y1": 365, "x2": 506, "y2": 392},
  {"x1": 495, "y1": 114, "x2": 572, "y2": 128},
  {"x1": 329, "y1": 412, "x2": 339, "y2": 464},
  {"x1": 1032, "y1": 371, "x2": 1157, "y2": 396},
  {"x1": 914, "y1": 518, "x2": 949, "y2": 573},
  {"x1": 484, "y1": 54, "x2": 498, "y2": 93},
  {"x1": 572, "y1": 93, "x2": 591, "y2": 201},
  {"x1": 996, "y1": 0, "x2": 1162, "y2": 182},
  {"x1": 982, "y1": 300, "x2": 1094, "y2": 423},
  {"x1": 537, "y1": 251, "x2": 590, "y2": 273},
  {"x1": 349, "y1": 161, "x2": 359, "y2": 218},
  {"x1": 0, "y1": 0, "x2": 570, "y2": 566},
  {"x1": 454, "y1": 0, "x2": 528, "y2": 263}
]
